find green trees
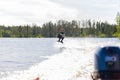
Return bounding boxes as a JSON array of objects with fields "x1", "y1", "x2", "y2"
[
  {"x1": 114, "y1": 12, "x2": 120, "y2": 38},
  {"x1": 0, "y1": 20, "x2": 117, "y2": 38}
]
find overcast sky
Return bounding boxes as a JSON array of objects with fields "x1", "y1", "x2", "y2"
[{"x1": 0, "y1": 0, "x2": 119, "y2": 26}]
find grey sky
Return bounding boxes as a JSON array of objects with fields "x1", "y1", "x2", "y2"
[
  {"x1": 50, "y1": 0, "x2": 120, "y2": 22},
  {"x1": 0, "y1": 0, "x2": 119, "y2": 26}
]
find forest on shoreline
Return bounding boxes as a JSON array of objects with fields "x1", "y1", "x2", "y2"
[{"x1": 0, "y1": 19, "x2": 117, "y2": 38}]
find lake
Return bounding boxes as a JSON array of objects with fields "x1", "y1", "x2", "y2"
[{"x1": 0, "y1": 38, "x2": 120, "y2": 80}]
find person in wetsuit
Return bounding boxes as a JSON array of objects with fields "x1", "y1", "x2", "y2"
[{"x1": 57, "y1": 28, "x2": 65, "y2": 43}]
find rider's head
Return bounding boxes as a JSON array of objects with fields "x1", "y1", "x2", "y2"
[{"x1": 61, "y1": 27, "x2": 64, "y2": 32}]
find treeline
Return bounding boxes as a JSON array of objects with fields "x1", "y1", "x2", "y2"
[
  {"x1": 0, "y1": 20, "x2": 117, "y2": 38},
  {"x1": 115, "y1": 12, "x2": 120, "y2": 38}
]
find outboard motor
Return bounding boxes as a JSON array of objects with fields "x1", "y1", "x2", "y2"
[{"x1": 91, "y1": 46, "x2": 120, "y2": 80}]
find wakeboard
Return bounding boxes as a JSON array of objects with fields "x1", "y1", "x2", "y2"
[{"x1": 57, "y1": 41, "x2": 64, "y2": 44}]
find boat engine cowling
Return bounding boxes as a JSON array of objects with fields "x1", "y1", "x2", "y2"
[{"x1": 91, "y1": 46, "x2": 120, "y2": 80}]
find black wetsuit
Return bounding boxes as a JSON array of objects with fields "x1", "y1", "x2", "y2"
[{"x1": 57, "y1": 32, "x2": 65, "y2": 43}]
